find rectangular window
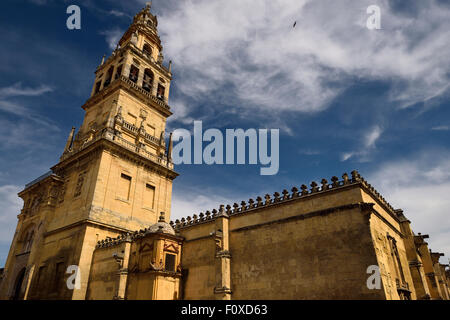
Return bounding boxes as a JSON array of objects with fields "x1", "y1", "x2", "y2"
[
  {"x1": 53, "y1": 262, "x2": 65, "y2": 292},
  {"x1": 165, "y1": 253, "x2": 176, "y2": 272},
  {"x1": 146, "y1": 125, "x2": 156, "y2": 137},
  {"x1": 143, "y1": 184, "x2": 155, "y2": 209},
  {"x1": 37, "y1": 266, "x2": 47, "y2": 288},
  {"x1": 118, "y1": 173, "x2": 132, "y2": 201},
  {"x1": 94, "y1": 81, "x2": 101, "y2": 94},
  {"x1": 126, "y1": 113, "x2": 138, "y2": 126},
  {"x1": 74, "y1": 172, "x2": 86, "y2": 198},
  {"x1": 115, "y1": 65, "x2": 123, "y2": 80}
]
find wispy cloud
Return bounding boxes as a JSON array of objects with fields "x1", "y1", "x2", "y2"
[
  {"x1": 431, "y1": 125, "x2": 449, "y2": 131},
  {"x1": 99, "y1": 28, "x2": 125, "y2": 51},
  {"x1": 154, "y1": 0, "x2": 450, "y2": 126},
  {"x1": 171, "y1": 189, "x2": 237, "y2": 221},
  {"x1": 0, "y1": 83, "x2": 58, "y2": 130},
  {"x1": 368, "y1": 151, "x2": 450, "y2": 260},
  {"x1": 341, "y1": 125, "x2": 383, "y2": 162},
  {"x1": 0, "y1": 82, "x2": 53, "y2": 98}
]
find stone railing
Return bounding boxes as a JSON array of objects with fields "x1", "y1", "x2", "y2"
[
  {"x1": 170, "y1": 170, "x2": 396, "y2": 230},
  {"x1": 119, "y1": 75, "x2": 170, "y2": 110},
  {"x1": 96, "y1": 225, "x2": 168, "y2": 249},
  {"x1": 120, "y1": 119, "x2": 161, "y2": 146},
  {"x1": 122, "y1": 120, "x2": 139, "y2": 134},
  {"x1": 60, "y1": 129, "x2": 173, "y2": 170},
  {"x1": 111, "y1": 133, "x2": 173, "y2": 170}
]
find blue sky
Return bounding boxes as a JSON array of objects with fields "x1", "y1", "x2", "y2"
[{"x1": 0, "y1": 0, "x2": 449, "y2": 267}]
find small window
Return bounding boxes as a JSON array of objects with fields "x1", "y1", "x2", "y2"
[
  {"x1": 37, "y1": 266, "x2": 47, "y2": 287},
  {"x1": 94, "y1": 81, "x2": 101, "y2": 94},
  {"x1": 115, "y1": 65, "x2": 123, "y2": 80},
  {"x1": 165, "y1": 253, "x2": 176, "y2": 272},
  {"x1": 129, "y1": 65, "x2": 139, "y2": 83},
  {"x1": 143, "y1": 184, "x2": 155, "y2": 209},
  {"x1": 118, "y1": 174, "x2": 132, "y2": 200},
  {"x1": 53, "y1": 262, "x2": 65, "y2": 292},
  {"x1": 143, "y1": 44, "x2": 152, "y2": 57},
  {"x1": 157, "y1": 84, "x2": 165, "y2": 100},
  {"x1": 104, "y1": 66, "x2": 114, "y2": 88},
  {"x1": 143, "y1": 69, "x2": 154, "y2": 93}
]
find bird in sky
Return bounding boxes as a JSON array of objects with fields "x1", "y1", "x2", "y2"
[{"x1": 293, "y1": 21, "x2": 297, "y2": 28}]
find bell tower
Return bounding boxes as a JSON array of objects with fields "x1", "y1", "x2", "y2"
[{"x1": 0, "y1": 3, "x2": 178, "y2": 300}]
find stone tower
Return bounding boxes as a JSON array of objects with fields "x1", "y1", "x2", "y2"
[{"x1": 0, "y1": 3, "x2": 178, "y2": 300}]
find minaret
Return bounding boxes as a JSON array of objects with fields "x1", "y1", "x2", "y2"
[{"x1": 0, "y1": 4, "x2": 178, "y2": 300}]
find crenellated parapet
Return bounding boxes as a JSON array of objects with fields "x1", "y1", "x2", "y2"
[{"x1": 170, "y1": 170, "x2": 398, "y2": 231}]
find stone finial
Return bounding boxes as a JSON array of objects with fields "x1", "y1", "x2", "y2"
[
  {"x1": 273, "y1": 192, "x2": 280, "y2": 202},
  {"x1": 192, "y1": 214, "x2": 198, "y2": 222},
  {"x1": 167, "y1": 132, "x2": 173, "y2": 161},
  {"x1": 233, "y1": 203, "x2": 239, "y2": 213},
  {"x1": 342, "y1": 173, "x2": 349, "y2": 185},
  {"x1": 282, "y1": 189, "x2": 289, "y2": 200},
  {"x1": 212, "y1": 209, "x2": 218, "y2": 217},
  {"x1": 63, "y1": 127, "x2": 76, "y2": 153},
  {"x1": 321, "y1": 179, "x2": 329, "y2": 191},
  {"x1": 301, "y1": 184, "x2": 309, "y2": 195},
  {"x1": 218, "y1": 205, "x2": 225, "y2": 216},
  {"x1": 199, "y1": 212, "x2": 205, "y2": 221},
  {"x1": 256, "y1": 196, "x2": 263, "y2": 207},
  {"x1": 351, "y1": 170, "x2": 361, "y2": 182},
  {"x1": 310, "y1": 181, "x2": 318, "y2": 193},
  {"x1": 158, "y1": 212, "x2": 166, "y2": 222},
  {"x1": 291, "y1": 187, "x2": 299, "y2": 198},
  {"x1": 264, "y1": 194, "x2": 271, "y2": 205},
  {"x1": 248, "y1": 198, "x2": 255, "y2": 209},
  {"x1": 241, "y1": 201, "x2": 247, "y2": 211},
  {"x1": 331, "y1": 176, "x2": 339, "y2": 188},
  {"x1": 205, "y1": 211, "x2": 211, "y2": 219},
  {"x1": 226, "y1": 205, "x2": 232, "y2": 215}
]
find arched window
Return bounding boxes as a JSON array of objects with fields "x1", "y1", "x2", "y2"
[
  {"x1": 12, "y1": 268, "x2": 26, "y2": 300},
  {"x1": 24, "y1": 230, "x2": 34, "y2": 252},
  {"x1": 129, "y1": 65, "x2": 139, "y2": 83},
  {"x1": 115, "y1": 65, "x2": 123, "y2": 80},
  {"x1": 104, "y1": 66, "x2": 114, "y2": 88},
  {"x1": 143, "y1": 44, "x2": 152, "y2": 58},
  {"x1": 19, "y1": 225, "x2": 35, "y2": 254},
  {"x1": 143, "y1": 69, "x2": 154, "y2": 92},
  {"x1": 157, "y1": 84, "x2": 166, "y2": 100}
]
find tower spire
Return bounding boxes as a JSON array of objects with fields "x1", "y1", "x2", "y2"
[{"x1": 63, "y1": 127, "x2": 76, "y2": 153}]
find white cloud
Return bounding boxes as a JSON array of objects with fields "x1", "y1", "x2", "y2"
[
  {"x1": 431, "y1": 125, "x2": 449, "y2": 131},
  {"x1": 368, "y1": 152, "x2": 450, "y2": 260},
  {"x1": 0, "y1": 185, "x2": 22, "y2": 243},
  {"x1": 0, "y1": 82, "x2": 52, "y2": 99},
  {"x1": 155, "y1": 0, "x2": 450, "y2": 122},
  {"x1": 364, "y1": 126, "x2": 382, "y2": 149},
  {"x1": 171, "y1": 190, "x2": 236, "y2": 221},
  {"x1": 100, "y1": 29, "x2": 124, "y2": 51},
  {"x1": 341, "y1": 125, "x2": 383, "y2": 161},
  {"x1": 0, "y1": 83, "x2": 58, "y2": 130}
]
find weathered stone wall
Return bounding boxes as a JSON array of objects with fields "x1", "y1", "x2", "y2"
[
  {"x1": 86, "y1": 243, "x2": 125, "y2": 300},
  {"x1": 178, "y1": 179, "x2": 390, "y2": 300}
]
